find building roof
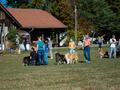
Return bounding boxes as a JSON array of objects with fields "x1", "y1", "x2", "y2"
[{"x1": 6, "y1": 8, "x2": 67, "y2": 29}]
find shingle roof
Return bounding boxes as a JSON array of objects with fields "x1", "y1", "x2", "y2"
[{"x1": 7, "y1": 8, "x2": 67, "y2": 29}]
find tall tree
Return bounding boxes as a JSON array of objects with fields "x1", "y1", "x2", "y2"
[
  {"x1": 49, "y1": 0, "x2": 75, "y2": 41},
  {"x1": 49, "y1": 0, "x2": 74, "y2": 30},
  {"x1": 105, "y1": 0, "x2": 120, "y2": 37},
  {"x1": 73, "y1": 0, "x2": 115, "y2": 36}
]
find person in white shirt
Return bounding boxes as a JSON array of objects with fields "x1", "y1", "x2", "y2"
[
  {"x1": 48, "y1": 38, "x2": 53, "y2": 59},
  {"x1": 109, "y1": 35, "x2": 117, "y2": 58}
]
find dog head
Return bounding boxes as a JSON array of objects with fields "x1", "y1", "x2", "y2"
[{"x1": 23, "y1": 56, "x2": 30, "y2": 66}]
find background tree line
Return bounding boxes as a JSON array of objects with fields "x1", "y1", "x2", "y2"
[{"x1": 5, "y1": 0, "x2": 120, "y2": 41}]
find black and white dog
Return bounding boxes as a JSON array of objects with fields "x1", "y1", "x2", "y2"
[
  {"x1": 55, "y1": 52, "x2": 67, "y2": 65},
  {"x1": 22, "y1": 56, "x2": 31, "y2": 66}
]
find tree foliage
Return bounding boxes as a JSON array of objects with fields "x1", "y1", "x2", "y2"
[
  {"x1": 74, "y1": 0, "x2": 115, "y2": 36},
  {"x1": 6, "y1": 0, "x2": 30, "y2": 8},
  {"x1": 5, "y1": 0, "x2": 120, "y2": 39},
  {"x1": 6, "y1": 29, "x2": 17, "y2": 43},
  {"x1": 105, "y1": 0, "x2": 120, "y2": 36}
]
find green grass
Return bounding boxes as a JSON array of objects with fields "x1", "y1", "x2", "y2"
[{"x1": 0, "y1": 47, "x2": 120, "y2": 90}]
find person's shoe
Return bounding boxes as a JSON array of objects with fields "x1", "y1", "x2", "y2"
[
  {"x1": 87, "y1": 61, "x2": 91, "y2": 64},
  {"x1": 86, "y1": 60, "x2": 91, "y2": 64}
]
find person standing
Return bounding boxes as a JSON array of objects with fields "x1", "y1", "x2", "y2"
[
  {"x1": 98, "y1": 36, "x2": 103, "y2": 50},
  {"x1": 109, "y1": 35, "x2": 117, "y2": 59},
  {"x1": 23, "y1": 37, "x2": 27, "y2": 51},
  {"x1": 48, "y1": 38, "x2": 53, "y2": 59},
  {"x1": 36, "y1": 37, "x2": 45, "y2": 65},
  {"x1": 68, "y1": 39, "x2": 76, "y2": 54},
  {"x1": 83, "y1": 35, "x2": 91, "y2": 64},
  {"x1": 43, "y1": 40, "x2": 49, "y2": 65}
]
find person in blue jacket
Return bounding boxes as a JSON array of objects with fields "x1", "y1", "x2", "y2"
[{"x1": 43, "y1": 40, "x2": 49, "y2": 65}]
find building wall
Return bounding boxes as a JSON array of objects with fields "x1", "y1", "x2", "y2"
[{"x1": 0, "y1": 9, "x2": 17, "y2": 50}]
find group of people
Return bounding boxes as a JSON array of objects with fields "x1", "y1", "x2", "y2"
[
  {"x1": 68, "y1": 35, "x2": 91, "y2": 64},
  {"x1": 28, "y1": 34, "x2": 120, "y2": 66},
  {"x1": 69, "y1": 34, "x2": 120, "y2": 64},
  {"x1": 29, "y1": 37, "x2": 53, "y2": 65},
  {"x1": 98, "y1": 35, "x2": 120, "y2": 59}
]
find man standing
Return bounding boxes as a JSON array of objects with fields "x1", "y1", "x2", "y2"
[
  {"x1": 109, "y1": 35, "x2": 117, "y2": 59},
  {"x1": 83, "y1": 35, "x2": 91, "y2": 64},
  {"x1": 48, "y1": 38, "x2": 53, "y2": 59}
]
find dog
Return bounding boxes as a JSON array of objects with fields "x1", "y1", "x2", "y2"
[
  {"x1": 22, "y1": 56, "x2": 31, "y2": 66},
  {"x1": 65, "y1": 53, "x2": 79, "y2": 64},
  {"x1": 55, "y1": 52, "x2": 67, "y2": 65},
  {"x1": 22, "y1": 47, "x2": 37, "y2": 66},
  {"x1": 98, "y1": 49, "x2": 109, "y2": 58}
]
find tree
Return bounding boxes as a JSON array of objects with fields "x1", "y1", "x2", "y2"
[
  {"x1": 49, "y1": 0, "x2": 75, "y2": 43},
  {"x1": 105, "y1": 0, "x2": 120, "y2": 37},
  {"x1": 6, "y1": 29, "x2": 17, "y2": 43},
  {"x1": 6, "y1": 0, "x2": 30, "y2": 8},
  {"x1": 73, "y1": 0, "x2": 115, "y2": 37}
]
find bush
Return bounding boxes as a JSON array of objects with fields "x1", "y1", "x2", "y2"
[{"x1": 6, "y1": 29, "x2": 17, "y2": 44}]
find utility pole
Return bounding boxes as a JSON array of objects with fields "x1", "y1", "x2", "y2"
[{"x1": 75, "y1": 5, "x2": 77, "y2": 44}]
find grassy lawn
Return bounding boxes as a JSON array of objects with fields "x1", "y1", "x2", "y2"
[{"x1": 0, "y1": 47, "x2": 120, "y2": 90}]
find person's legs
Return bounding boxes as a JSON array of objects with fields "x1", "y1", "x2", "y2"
[
  {"x1": 24, "y1": 43, "x2": 27, "y2": 51},
  {"x1": 113, "y1": 47, "x2": 116, "y2": 58},
  {"x1": 87, "y1": 46, "x2": 91, "y2": 62},
  {"x1": 37, "y1": 50, "x2": 41, "y2": 65},
  {"x1": 99, "y1": 43, "x2": 102, "y2": 49},
  {"x1": 50, "y1": 49, "x2": 53, "y2": 59},
  {"x1": 109, "y1": 47, "x2": 113, "y2": 59},
  {"x1": 84, "y1": 47, "x2": 88, "y2": 61},
  {"x1": 41, "y1": 50, "x2": 44, "y2": 65},
  {"x1": 44, "y1": 53, "x2": 48, "y2": 65}
]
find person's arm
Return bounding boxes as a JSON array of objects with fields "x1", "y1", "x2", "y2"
[
  {"x1": 110, "y1": 39, "x2": 113, "y2": 44},
  {"x1": 68, "y1": 42, "x2": 71, "y2": 48},
  {"x1": 73, "y1": 42, "x2": 76, "y2": 48},
  {"x1": 114, "y1": 39, "x2": 117, "y2": 44}
]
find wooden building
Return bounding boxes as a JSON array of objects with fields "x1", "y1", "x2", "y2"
[{"x1": 0, "y1": 3, "x2": 67, "y2": 50}]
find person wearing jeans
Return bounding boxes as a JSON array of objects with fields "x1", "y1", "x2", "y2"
[
  {"x1": 43, "y1": 40, "x2": 49, "y2": 65},
  {"x1": 83, "y1": 35, "x2": 91, "y2": 63},
  {"x1": 109, "y1": 35, "x2": 116, "y2": 59},
  {"x1": 48, "y1": 38, "x2": 53, "y2": 59},
  {"x1": 36, "y1": 37, "x2": 45, "y2": 65},
  {"x1": 68, "y1": 39, "x2": 76, "y2": 54}
]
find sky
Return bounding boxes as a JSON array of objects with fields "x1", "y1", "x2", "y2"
[{"x1": 0, "y1": 0, "x2": 7, "y2": 7}]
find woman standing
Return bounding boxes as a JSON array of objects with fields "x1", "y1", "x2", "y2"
[
  {"x1": 83, "y1": 35, "x2": 91, "y2": 64},
  {"x1": 36, "y1": 37, "x2": 45, "y2": 65}
]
